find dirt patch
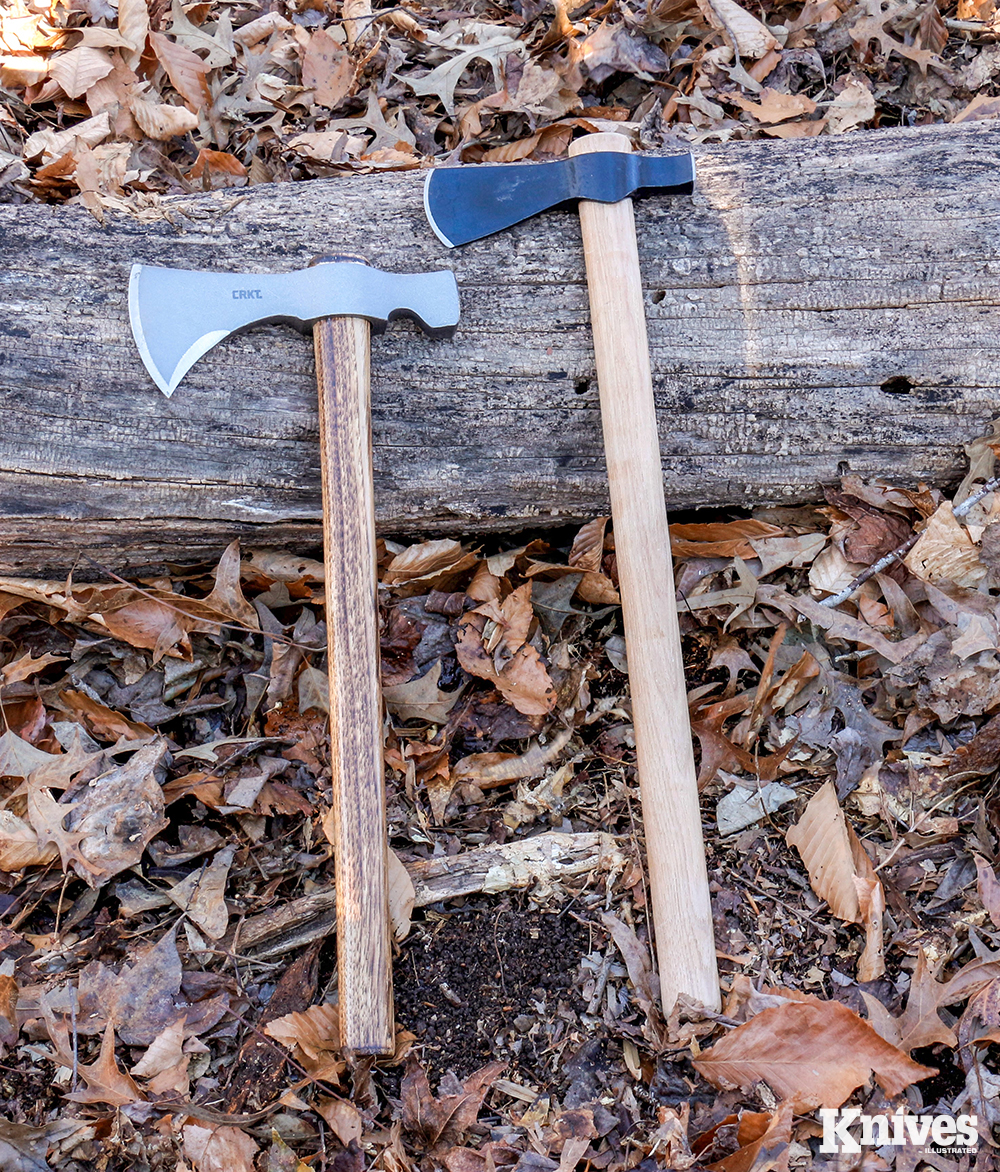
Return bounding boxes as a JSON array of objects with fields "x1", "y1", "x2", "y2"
[{"x1": 394, "y1": 903, "x2": 594, "y2": 1082}]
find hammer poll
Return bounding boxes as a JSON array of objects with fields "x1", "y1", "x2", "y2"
[
  {"x1": 129, "y1": 258, "x2": 460, "y2": 1054},
  {"x1": 425, "y1": 134, "x2": 720, "y2": 1013}
]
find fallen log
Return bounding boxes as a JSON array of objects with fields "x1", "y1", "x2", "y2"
[
  {"x1": 231, "y1": 831, "x2": 624, "y2": 961},
  {"x1": 3, "y1": 121, "x2": 1000, "y2": 573}
]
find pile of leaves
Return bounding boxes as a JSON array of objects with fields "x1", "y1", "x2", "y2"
[
  {"x1": 1, "y1": 0, "x2": 1000, "y2": 216},
  {"x1": 0, "y1": 421, "x2": 999, "y2": 1170}
]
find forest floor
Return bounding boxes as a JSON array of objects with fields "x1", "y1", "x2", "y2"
[{"x1": 2, "y1": 0, "x2": 1000, "y2": 1168}]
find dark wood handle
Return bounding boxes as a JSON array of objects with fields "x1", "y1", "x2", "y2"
[{"x1": 314, "y1": 315, "x2": 394, "y2": 1056}]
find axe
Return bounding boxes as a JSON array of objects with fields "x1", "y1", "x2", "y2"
[
  {"x1": 129, "y1": 258, "x2": 460, "y2": 1054},
  {"x1": 425, "y1": 133, "x2": 720, "y2": 1012}
]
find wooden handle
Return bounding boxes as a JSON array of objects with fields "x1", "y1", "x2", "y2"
[
  {"x1": 569, "y1": 133, "x2": 720, "y2": 1013},
  {"x1": 314, "y1": 315, "x2": 394, "y2": 1055}
]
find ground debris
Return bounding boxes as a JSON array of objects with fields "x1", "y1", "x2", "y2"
[
  {"x1": 1, "y1": 0, "x2": 997, "y2": 215},
  {"x1": 0, "y1": 459, "x2": 999, "y2": 1166}
]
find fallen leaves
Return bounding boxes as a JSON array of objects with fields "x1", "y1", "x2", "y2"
[
  {"x1": 401, "y1": 1057, "x2": 506, "y2": 1151},
  {"x1": 786, "y1": 781, "x2": 885, "y2": 981},
  {"x1": 694, "y1": 999, "x2": 935, "y2": 1109}
]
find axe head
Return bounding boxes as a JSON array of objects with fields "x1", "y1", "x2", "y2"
[
  {"x1": 129, "y1": 259, "x2": 460, "y2": 397},
  {"x1": 423, "y1": 150, "x2": 694, "y2": 248}
]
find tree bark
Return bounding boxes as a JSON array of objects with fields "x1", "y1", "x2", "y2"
[{"x1": 2, "y1": 121, "x2": 998, "y2": 573}]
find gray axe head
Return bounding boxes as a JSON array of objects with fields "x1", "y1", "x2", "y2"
[
  {"x1": 129, "y1": 259, "x2": 460, "y2": 397},
  {"x1": 423, "y1": 150, "x2": 694, "y2": 248}
]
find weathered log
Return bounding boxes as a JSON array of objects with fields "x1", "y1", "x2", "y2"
[
  {"x1": 3, "y1": 121, "x2": 1000, "y2": 574},
  {"x1": 232, "y1": 831, "x2": 623, "y2": 961}
]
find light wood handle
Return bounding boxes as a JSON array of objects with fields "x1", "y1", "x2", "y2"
[
  {"x1": 314, "y1": 315, "x2": 394, "y2": 1055},
  {"x1": 569, "y1": 132, "x2": 720, "y2": 1013}
]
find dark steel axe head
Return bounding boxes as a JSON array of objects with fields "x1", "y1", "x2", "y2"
[
  {"x1": 423, "y1": 150, "x2": 694, "y2": 248},
  {"x1": 129, "y1": 258, "x2": 460, "y2": 397}
]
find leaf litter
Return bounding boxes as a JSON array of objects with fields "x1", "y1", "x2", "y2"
[
  {"x1": 3, "y1": 431, "x2": 1000, "y2": 1165},
  {"x1": 2, "y1": 0, "x2": 1000, "y2": 216}
]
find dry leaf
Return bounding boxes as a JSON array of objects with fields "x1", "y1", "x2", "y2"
[
  {"x1": 64, "y1": 1023, "x2": 145, "y2": 1107},
  {"x1": 316, "y1": 1097, "x2": 363, "y2": 1145},
  {"x1": 731, "y1": 87, "x2": 816, "y2": 123},
  {"x1": 785, "y1": 780, "x2": 885, "y2": 980},
  {"x1": 388, "y1": 847, "x2": 415, "y2": 941},
  {"x1": 401, "y1": 1057, "x2": 506, "y2": 1149},
  {"x1": 48, "y1": 46, "x2": 114, "y2": 99},
  {"x1": 302, "y1": 27, "x2": 354, "y2": 108},
  {"x1": 130, "y1": 95, "x2": 199, "y2": 139},
  {"x1": 826, "y1": 77, "x2": 876, "y2": 134},
  {"x1": 53, "y1": 739, "x2": 169, "y2": 886},
  {"x1": 117, "y1": 0, "x2": 150, "y2": 66},
  {"x1": 976, "y1": 855, "x2": 1000, "y2": 928},
  {"x1": 0, "y1": 810, "x2": 57, "y2": 870},
  {"x1": 860, "y1": 948, "x2": 958, "y2": 1052},
  {"x1": 672, "y1": 519, "x2": 784, "y2": 559},
  {"x1": 693, "y1": 999, "x2": 935, "y2": 1109},
  {"x1": 383, "y1": 660, "x2": 464, "y2": 723},
  {"x1": 905, "y1": 501, "x2": 987, "y2": 587},
  {"x1": 695, "y1": 0, "x2": 779, "y2": 58},
  {"x1": 182, "y1": 1124, "x2": 258, "y2": 1172},
  {"x1": 165, "y1": 844, "x2": 236, "y2": 938}
]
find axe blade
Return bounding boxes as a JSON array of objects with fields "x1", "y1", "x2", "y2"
[
  {"x1": 129, "y1": 260, "x2": 460, "y2": 397},
  {"x1": 423, "y1": 150, "x2": 695, "y2": 248}
]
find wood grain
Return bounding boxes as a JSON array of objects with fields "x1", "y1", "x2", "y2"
[
  {"x1": 314, "y1": 314, "x2": 393, "y2": 1056},
  {"x1": 569, "y1": 133, "x2": 719, "y2": 1013},
  {"x1": 3, "y1": 122, "x2": 1000, "y2": 571}
]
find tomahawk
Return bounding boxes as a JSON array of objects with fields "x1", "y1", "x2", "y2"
[
  {"x1": 129, "y1": 258, "x2": 460, "y2": 1055},
  {"x1": 425, "y1": 134, "x2": 720, "y2": 1012}
]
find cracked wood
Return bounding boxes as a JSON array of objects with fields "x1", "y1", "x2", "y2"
[{"x1": 1, "y1": 122, "x2": 999, "y2": 572}]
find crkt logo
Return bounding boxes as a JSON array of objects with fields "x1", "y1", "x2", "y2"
[
  {"x1": 819, "y1": 1108, "x2": 978, "y2": 1154},
  {"x1": 232, "y1": 288, "x2": 263, "y2": 299}
]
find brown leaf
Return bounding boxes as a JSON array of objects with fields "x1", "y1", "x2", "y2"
[
  {"x1": 316, "y1": 1096, "x2": 363, "y2": 1146},
  {"x1": 48, "y1": 46, "x2": 114, "y2": 99},
  {"x1": 165, "y1": 844, "x2": 236, "y2": 939},
  {"x1": 77, "y1": 925, "x2": 184, "y2": 1044},
  {"x1": 182, "y1": 1124, "x2": 258, "y2": 1172},
  {"x1": 264, "y1": 1002, "x2": 344, "y2": 1077},
  {"x1": 130, "y1": 1018, "x2": 189, "y2": 1095},
  {"x1": 185, "y1": 147, "x2": 247, "y2": 190},
  {"x1": 671, "y1": 519, "x2": 784, "y2": 560},
  {"x1": 302, "y1": 27, "x2": 355, "y2": 108},
  {"x1": 731, "y1": 88, "x2": 816, "y2": 124},
  {"x1": 0, "y1": 730, "x2": 58, "y2": 779},
  {"x1": 129, "y1": 95, "x2": 199, "y2": 139},
  {"x1": 64, "y1": 1023, "x2": 145, "y2": 1107},
  {"x1": 203, "y1": 540, "x2": 259, "y2": 629},
  {"x1": 693, "y1": 999, "x2": 935, "y2": 1109},
  {"x1": 694, "y1": 0, "x2": 779, "y2": 57},
  {"x1": 56, "y1": 739, "x2": 169, "y2": 886},
  {"x1": 117, "y1": 0, "x2": 150, "y2": 65},
  {"x1": 401, "y1": 1057, "x2": 505, "y2": 1149},
  {"x1": 0, "y1": 810, "x2": 57, "y2": 870},
  {"x1": 383, "y1": 660, "x2": 464, "y2": 723},
  {"x1": 708, "y1": 1101, "x2": 793, "y2": 1172},
  {"x1": 149, "y1": 30, "x2": 210, "y2": 112},
  {"x1": 976, "y1": 855, "x2": 1000, "y2": 929},
  {"x1": 58, "y1": 689, "x2": 154, "y2": 741},
  {"x1": 905, "y1": 501, "x2": 986, "y2": 587},
  {"x1": 101, "y1": 597, "x2": 190, "y2": 659},
  {"x1": 785, "y1": 781, "x2": 885, "y2": 979},
  {"x1": 455, "y1": 613, "x2": 555, "y2": 716},
  {"x1": 860, "y1": 948, "x2": 958, "y2": 1053}
]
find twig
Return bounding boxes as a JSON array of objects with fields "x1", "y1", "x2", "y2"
[
  {"x1": 817, "y1": 534, "x2": 919, "y2": 609},
  {"x1": 819, "y1": 474, "x2": 1000, "y2": 609}
]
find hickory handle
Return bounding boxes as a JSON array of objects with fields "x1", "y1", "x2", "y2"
[
  {"x1": 569, "y1": 133, "x2": 720, "y2": 1013},
  {"x1": 313, "y1": 315, "x2": 394, "y2": 1056}
]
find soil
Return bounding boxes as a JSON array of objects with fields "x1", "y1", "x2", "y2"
[{"x1": 393, "y1": 902, "x2": 595, "y2": 1082}]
